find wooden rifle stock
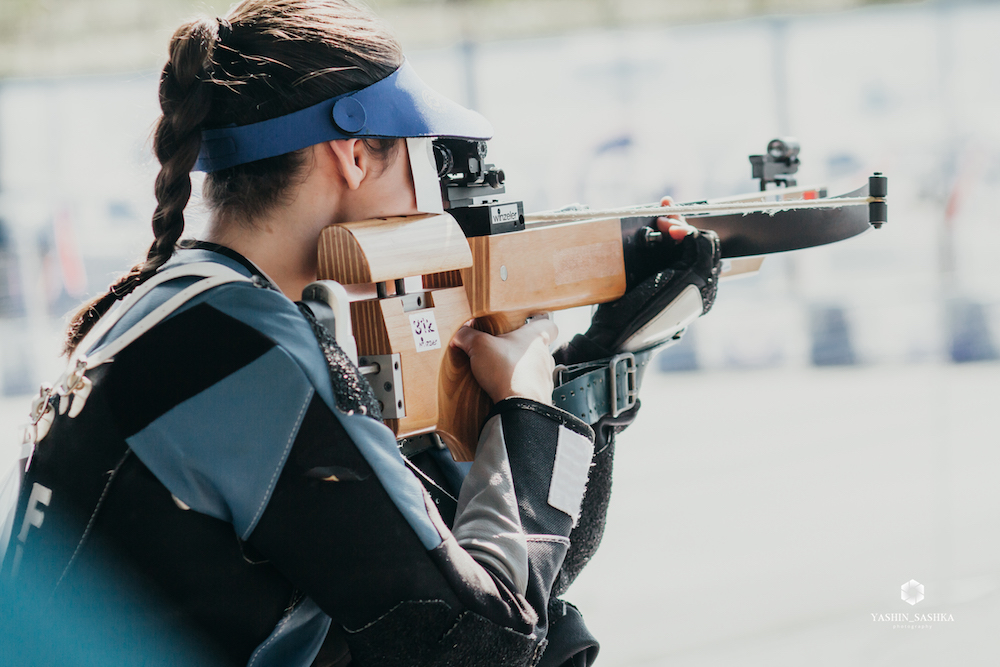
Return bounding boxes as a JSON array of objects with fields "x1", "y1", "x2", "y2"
[
  {"x1": 313, "y1": 172, "x2": 884, "y2": 459},
  {"x1": 316, "y1": 213, "x2": 626, "y2": 461}
]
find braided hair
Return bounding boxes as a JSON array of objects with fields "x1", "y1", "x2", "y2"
[{"x1": 64, "y1": 0, "x2": 403, "y2": 354}]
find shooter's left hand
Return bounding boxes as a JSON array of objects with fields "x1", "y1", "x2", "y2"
[{"x1": 656, "y1": 196, "x2": 697, "y2": 241}]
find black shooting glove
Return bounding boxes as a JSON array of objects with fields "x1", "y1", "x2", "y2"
[
  {"x1": 545, "y1": 227, "x2": 722, "y2": 602},
  {"x1": 553, "y1": 227, "x2": 722, "y2": 367}
]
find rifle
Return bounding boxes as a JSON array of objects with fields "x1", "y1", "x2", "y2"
[{"x1": 303, "y1": 138, "x2": 888, "y2": 461}]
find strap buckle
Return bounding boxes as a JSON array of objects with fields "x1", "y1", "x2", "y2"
[
  {"x1": 552, "y1": 363, "x2": 569, "y2": 388},
  {"x1": 608, "y1": 352, "x2": 637, "y2": 418}
]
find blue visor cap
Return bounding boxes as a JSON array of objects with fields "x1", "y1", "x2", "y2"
[{"x1": 194, "y1": 60, "x2": 493, "y2": 173}]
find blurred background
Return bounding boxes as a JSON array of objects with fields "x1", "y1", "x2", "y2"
[{"x1": 1, "y1": 0, "x2": 998, "y2": 665}]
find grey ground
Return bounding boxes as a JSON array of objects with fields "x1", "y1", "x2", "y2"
[{"x1": 566, "y1": 361, "x2": 1000, "y2": 666}]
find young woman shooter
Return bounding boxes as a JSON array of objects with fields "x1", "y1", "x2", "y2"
[{"x1": 3, "y1": 1, "x2": 718, "y2": 665}]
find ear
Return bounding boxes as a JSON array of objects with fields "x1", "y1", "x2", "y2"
[{"x1": 326, "y1": 139, "x2": 369, "y2": 190}]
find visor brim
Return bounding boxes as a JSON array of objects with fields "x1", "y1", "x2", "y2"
[{"x1": 194, "y1": 60, "x2": 493, "y2": 173}]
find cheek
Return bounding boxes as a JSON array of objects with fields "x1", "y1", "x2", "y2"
[{"x1": 401, "y1": 181, "x2": 419, "y2": 214}]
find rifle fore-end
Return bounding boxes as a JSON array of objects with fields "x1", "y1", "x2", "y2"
[{"x1": 317, "y1": 213, "x2": 626, "y2": 461}]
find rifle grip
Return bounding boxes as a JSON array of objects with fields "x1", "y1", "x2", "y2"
[{"x1": 436, "y1": 310, "x2": 534, "y2": 462}]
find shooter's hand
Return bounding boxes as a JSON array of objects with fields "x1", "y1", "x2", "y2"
[
  {"x1": 554, "y1": 194, "x2": 721, "y2": 365},
  {"x1": 656, "y1": 195, "x2": 697, "y2": 240},
  {"x1": 452, "y1": 318, "x2": 558, "y2": 406}
]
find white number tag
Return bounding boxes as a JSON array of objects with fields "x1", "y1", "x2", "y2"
[{"x1": 409, "y1": 310, "x2": 442, "y2": 352}]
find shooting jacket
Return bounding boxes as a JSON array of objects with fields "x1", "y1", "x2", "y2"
[{"x1": 2, "y1": 245, "x2": 610, "y2": 667}]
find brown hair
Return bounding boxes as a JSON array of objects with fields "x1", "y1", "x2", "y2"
[{"x1": 64, "y1": 0, "x2": 402, "y2": 354}]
